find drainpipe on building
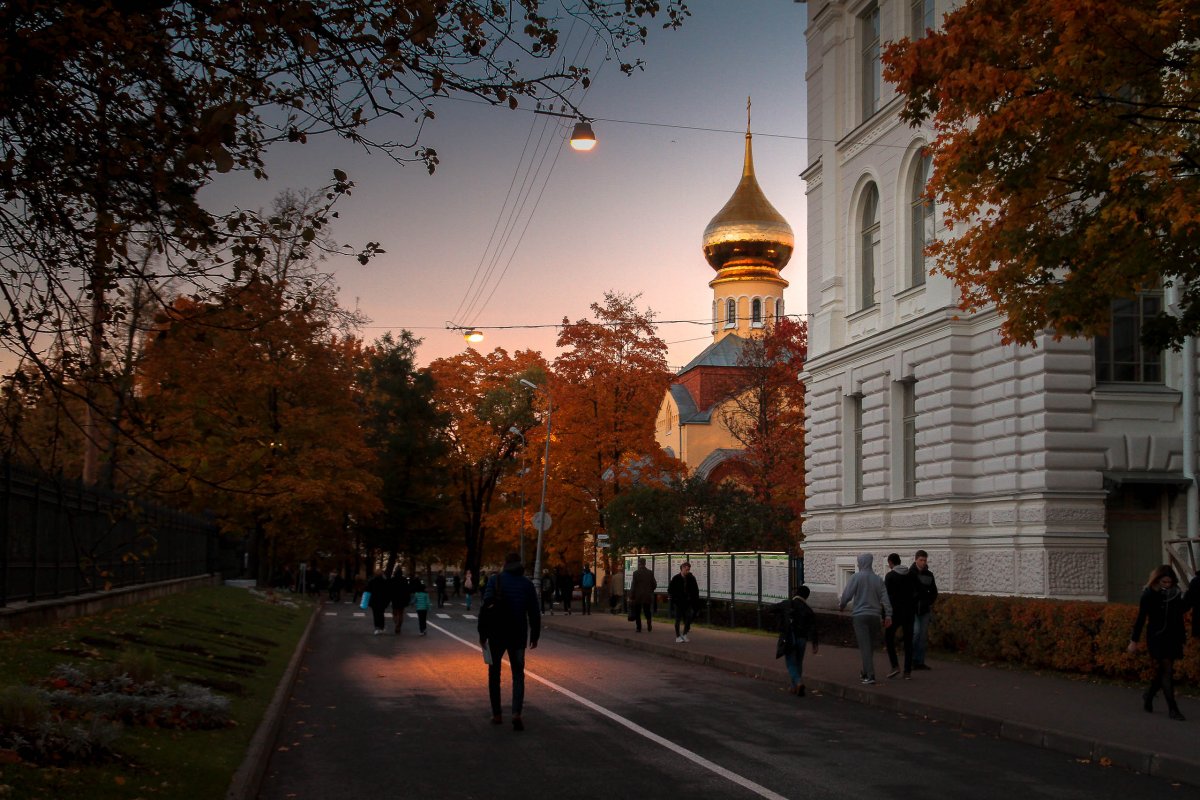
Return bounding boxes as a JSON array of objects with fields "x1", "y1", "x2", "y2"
[{"x1": 1173, "y1": 285, "x2": 1198, "y2": 569}]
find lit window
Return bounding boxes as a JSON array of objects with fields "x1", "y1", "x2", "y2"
[
  {"x1": 860, "y1": 184, "x2": 880, "y2": 310},
  {"x1": 910, "y1": 151, "x2": 934, "y2": 288},
  {"x1": 1095, "y1": 292, "x2": 1164, "y2": 383},
  {"x1": 751, "y1": 298, "x2": 763, "y2": 327},
  {"x1": 726, "y1": 298, "x2": 736, "y2": 328},
  {"x1": 861, "y1": 4, "x2": 881, "y2": 121},
  {"x1": 911, "y1": 0, "x2": 934, "y2": 39}
]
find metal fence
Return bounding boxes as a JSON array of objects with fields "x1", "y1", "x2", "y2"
[{"x1": 0, "y1": 460, "x2": 219, "y2": 607}]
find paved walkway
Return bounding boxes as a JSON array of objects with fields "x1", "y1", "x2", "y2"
[{"x1": 542, "y1": 607, "x2": 1200, "y2": 788}]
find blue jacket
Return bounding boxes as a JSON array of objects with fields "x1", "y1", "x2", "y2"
[{"x1": 480, "y1": 563, "x2": 541, "y2": 647}]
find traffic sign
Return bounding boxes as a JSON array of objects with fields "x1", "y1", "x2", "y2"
[
  {"x1": 531, "y1": 511, "x2": 552, "y2": 532},
  {"x1": 595, "y1": 534, "x2": 610, "y2": 542}
]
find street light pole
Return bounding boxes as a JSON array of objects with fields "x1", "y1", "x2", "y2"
[
  {"x1": 520, "y1": 378, "x2": 552, "y2": 601},
  {"x1": 508, "y1": 426, "x2": 527, "y2": 570}
]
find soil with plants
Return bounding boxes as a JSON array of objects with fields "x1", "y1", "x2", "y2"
[{"x1": 0, "y1": 585, "x2": 312, "y2": 799}]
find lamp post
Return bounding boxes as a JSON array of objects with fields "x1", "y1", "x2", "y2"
[
  {"x1": 508, "y1": 426, "x2": 527, "y2": 570},
  {"x1": 520, "y1": 378, "x2": 552, "y2": 601}
]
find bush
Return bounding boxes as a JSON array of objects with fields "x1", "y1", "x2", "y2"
[{"x1": 927, "y1": 594, "x2": 1200, "y2": 683}]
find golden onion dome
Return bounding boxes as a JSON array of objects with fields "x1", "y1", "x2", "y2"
[{"x1": 702, "y1": 128, "x2": 794, "y2": 271}]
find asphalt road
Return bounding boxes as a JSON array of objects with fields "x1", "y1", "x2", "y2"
[{"x1": 258, "y1": 603, "x2": 1187, "y2": 800}]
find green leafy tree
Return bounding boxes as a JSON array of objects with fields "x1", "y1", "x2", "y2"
[
  {"x1": 357, "y1": 331, "x2": 450, "y2": 573},
  {"x1": 884, "y1": 0, "x2": 1200, "y2": 348}
]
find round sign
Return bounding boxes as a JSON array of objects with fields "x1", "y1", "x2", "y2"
[{"x1": 531, "y1": 511, "x2": 552, "y2": 532}]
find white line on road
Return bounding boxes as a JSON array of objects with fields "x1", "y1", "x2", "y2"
[
  {"x1": 430, "y1": 622, "x2": 788, "y2": 800},
  {"x1": 352, "y1": 612, "x2": 365, "y2": 617},
  {"x1": 324, "y1": 612, "x2": 337, "y2": 616},
  {"x1": 435, "y1": 613, "x2": 451, "y2": 619}
]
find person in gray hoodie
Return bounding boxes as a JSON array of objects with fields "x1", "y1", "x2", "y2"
[{"x1": 838, "y1": 553, "x2": 893, "y2": 684}]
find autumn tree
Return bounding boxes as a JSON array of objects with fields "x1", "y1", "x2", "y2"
[
  {"x1": 719, "y1": 316, "x2": 807, "y2": 540},
  {"x1": 548, "y1": 293, "x2": 678, "y2": 574},
  {"x1": 884, "y1": 0, "x2": 1200, "y2": 348},
  {"x1": 428, "y1": 347, "x2": 546, "y2": 577},
  {"x1": 357, "y1": 331, "x2": 450, "y2": 574},
  {"x1": 137, "y1": 279, "x2": 380, "y2": 584},
  {"x1": 0, "y1": 0, "x2": 687, "y2": 484}
]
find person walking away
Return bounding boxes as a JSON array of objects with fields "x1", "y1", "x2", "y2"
[
  {"x1": 540, "y1": 569, "x2": 555, "y2": 615},
  {"x1": 463, "y1": 569, "x2": 476, "y2": 611},
  {"x1": 452, "y1": 573, "x2": 461, "y2": 597},
  {"x1": 838, "y1": 553, "x2": 892, "y2": 684},
  {"x1": 580, "y1": 565, "x2": 596, "y2": 615},
  {"x1": 1128, "y1": 564, "x2": 1188, "y2": 720},
  {"x1": 478, "y1": 553, "x2": 541, "y2": 732},
  {"x1": 435, "y1": 571, "x2": 448, "y2": 608},
  {"x1": 411, "y1": 580, "x2": 431, "y2": 635},
  {"x1": 629, "y1": 557, "x2": 657, "y2": 633},
  {"x1": 884, "y1": 553, "x2": 915, "y2": 678},
  {"x1": 557, "y1": 568, "x2": 575, "y2": 615},
  {"x1": 910, "y1": 550, "x2": 938, "y2": 670},
  {"x1": 668, "y1": 562, "x2": 701, "y2": 642},
  {"x1": 391, "y1": 568, "x2": 411, "y2": 634},
  {"x1": 773, "y1": 585, "x2": 819, "y2": 696},
  {"x1": 364, "y1": 569, "x2": 390, "y2": 635}
]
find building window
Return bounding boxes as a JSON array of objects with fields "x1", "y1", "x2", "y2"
[
  {"x1": 911, "y1": 0, "x2": 934, "y2": 39},
  {"x1": 776, "y1": 299, "x2": 784, "y2": 319},
  {"x1": 901, "y1": 381, "x2": 917, "y2": 498},
  {"x1": 851, "y1": 394, "x2": 864, "y2": 504},
  {"x1": 909, "y1": 151, "x2": 934, "y2": 288},
  {"x1": 861, "y1": 4, "x2": 881, "y2": 121},
  {"x1": 1095, "y1": 292, "x2": 1164, "y2": 383},
  {"x1": 725, "y1": 298, "x2": 736, "y2": 328},
  {"x1": 712, "y1": 301, "x2": 717, "y2": 329},
  {"x1": 751, "y1": 298, "x2": 763, "y2": 327},
  {"x1": 860, "y1": 183, "x2": 881, "y2": 310}
]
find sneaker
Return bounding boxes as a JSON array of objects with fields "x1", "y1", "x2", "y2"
[
  {"x1": 682, "y1": 634, "x2": 690, "y2": 643},
  {"x1": 903, "y1": 672, "x2": 912, "y2": 679},
  {"x1": 797, "y1": 685, "x2": 805, "y2": 697},
  {"x1": 512, "y1": 716, "x2": 525, "y2": 731},
  {"x1": 373, "y1": 629, "x2": 382, "y2": 635},
  {"x1": 675, "y1": 636, "x2": 684, "y2": 643},
  {"x1": 491, "y1": 714, "x2": 503, "y2": 725},
  {"x1": 887, "y1": 669, "x2": 901, "y2": 679},
  {"x1": 861, "y1": 677, "x2": 876, "y2": 685}
]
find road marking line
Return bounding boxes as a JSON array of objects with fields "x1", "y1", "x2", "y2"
[
  {"x1": 324, "y1": 612, "x2": 338, "y2": 616},
  {"x1": 462, "y1": 614, "x2": 477, "y2": 619},
  {"x1": 352, "y1": 612, "x2": 365, "y2": 617},
  {"x1": 435, "y1": 613, "x2": 451, "y2": 619},
  {"x1": 431, "y1": 623, "x2": 787, "y2": 800}
]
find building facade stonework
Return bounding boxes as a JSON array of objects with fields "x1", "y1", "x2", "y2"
[{"x1": 800, "y1": 0, "x2": 1196, "y2": 604}]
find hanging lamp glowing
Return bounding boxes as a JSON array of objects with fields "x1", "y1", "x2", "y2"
[{"x1": 569, "y1": 121, "x2": 597, "y2": 151}]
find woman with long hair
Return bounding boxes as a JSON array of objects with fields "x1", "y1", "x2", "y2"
[{"x1": 1128, "y1": 564, "x2": 1189, "y2": 720}]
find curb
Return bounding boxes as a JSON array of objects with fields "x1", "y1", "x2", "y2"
[
  {"x1": 225, "y1": 600, "x2": 321, "y2": 800},
  {"x1": 549, "y1": 622, "x2": 1200, "y2": 789}
]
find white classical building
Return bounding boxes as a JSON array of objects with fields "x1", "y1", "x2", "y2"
[{"x1": 799, "y1": 0, "x2": 1198, "y2": 604}]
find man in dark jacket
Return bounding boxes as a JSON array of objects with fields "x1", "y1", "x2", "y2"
[
  {"x1": 478, "y1": 553, "x2": 541, "y2": 732},
  {"x1": 629, "y1": 557, "x2": 657, "y2": 633},
  {"x1": 668, "y1": 561, "x2": 701, "y2": 643},
  {"x1": 390, "y1": 568, "x2": 411, "y2": 635},
  {"x1": 884, "y1": 553, "x2": 915, "y2": 678},
  {"x1": 911, "y1": 550, "x2": 939, "y2": 670}
]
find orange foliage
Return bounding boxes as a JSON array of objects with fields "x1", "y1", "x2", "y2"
[{"x1": 884, "y1": 0, "x2": 1200, "y2": 348}]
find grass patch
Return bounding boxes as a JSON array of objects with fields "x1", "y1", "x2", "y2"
[{"x1": 0, "y1": 585, "x2": 313, "y2": 799}]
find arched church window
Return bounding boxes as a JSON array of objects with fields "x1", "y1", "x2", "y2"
[
  {"x1": 751, "y1": 298, "x2": 763, "y2": 327},
  {"x1": 726, "y1": 298, "x2": 736, "y2": 328},
  {"x1": 776, "y1": 298, "x2": 784, "y2": 319}
]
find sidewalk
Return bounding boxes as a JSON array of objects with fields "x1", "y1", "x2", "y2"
[{"x1": 544, "y1": 607, "x2": 1200, "y2": 788}]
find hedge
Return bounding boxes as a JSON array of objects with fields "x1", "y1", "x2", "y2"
[{"x1": 928, "y1": 594, "x2": 1200, "y2": 683}]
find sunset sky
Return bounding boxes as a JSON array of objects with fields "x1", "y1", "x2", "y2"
[{"x1": 208, "y1": 1, "x2": 810, "y2": 369}]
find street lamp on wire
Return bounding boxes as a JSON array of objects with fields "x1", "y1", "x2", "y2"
[
  {"x1": 508, "y1": 426, "x2": 527, "y2": 570},
  {"x1": 520, "y1": 377, "x2": 552, "y2": 601}
]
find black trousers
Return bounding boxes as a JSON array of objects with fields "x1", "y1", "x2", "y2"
[
  {"x1": 673, "y1": 603, "x2": 693, "y2": 636},
  {"x1": 885, "y1": 613, "x2": 914, "y2": 673},
  {"x1": 632, "y1": 601, "x2": 653, "y2": 631}
]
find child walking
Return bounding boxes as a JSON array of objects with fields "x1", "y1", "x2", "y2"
[{"x1": 411, "y1": 580, "x2": 431, "y2": 635}]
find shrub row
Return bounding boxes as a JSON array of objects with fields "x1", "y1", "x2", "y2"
[{"x1": 927, "y1": 594, "x2": 1200, "y2": 683}]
